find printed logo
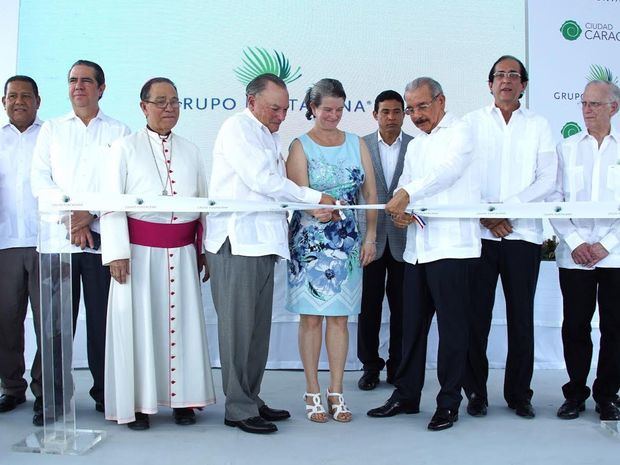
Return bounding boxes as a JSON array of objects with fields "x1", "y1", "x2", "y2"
[
  {"x1": 561, "y1": 122, "x2": 582, "y2": 139},
  {"x1": 560, "y1": 20, "x2": 582, "y2": 40},
  {"x1": 586, "y1": 64, "x2": 618, "y2": 83},
  {"x1": 234, "y1": 47, "x2": 302, "y2": 85}
]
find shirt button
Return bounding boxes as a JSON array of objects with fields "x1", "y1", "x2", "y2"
[
  {"x1": 171, "y1": 330, "x2": 176, "y2": 334},
  {"x1": 171, "y1": 317, "x2": 176, "y2": 321},
  {"x1": 171, "y1": 380, "x2": 176, "y2": 384},
  {"x1": 171, "y1": 305, "x2": 176, "y2": 308},
  {"x1": 170, "y1": 279, "x2": 175, "y2": 282},
  {"x1": 171, "y1": 368, "x2": 176, "y2": 372},
  {"x1": 171, "y1": 291, "x2": 175, "y2": 295},
  {"x1": 170, "y1": 253, "x2": 174, "y2": 257},
  {"x1": 171, "y1": 393, "x2": 176, "y2": 397}
]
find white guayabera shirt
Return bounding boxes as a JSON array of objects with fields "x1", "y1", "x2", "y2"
[
  {"x1": 397, "y1": 112, "x2": 481, "y2": 264},
  {"x1": 463, "y1": 104, "x2": 557, "y2": 245},
  {"x1": 549, "y1": 128, "x2": 620, "y2": 269},
  {"x1": 0, "y1": 118, "x2": 41, "y2": 249},
  {"x1": 30, "y1": 110, "x2": 130, "y2": 254},
  {"x1": 206, "y1": 108, "x2": 322, "y2": 259}
]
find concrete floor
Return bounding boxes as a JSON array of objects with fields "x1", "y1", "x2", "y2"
[{"x1": 0, "y1": 368, "x2": 618, "y2": 465}]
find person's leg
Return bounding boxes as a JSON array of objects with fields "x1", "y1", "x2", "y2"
[
  {"x1": 79, "y1": 252, "x2": 111, "y2": 405},
  {"x1": 592, "y1": 268, "x2": 620, "y2": 405},
  {"x1": 500, "y1": 240, "x2": 540, "y2": 406},
  {"x1": 427, "y1": 259, "x2": 474, "y2": 411},
  {"x1": 384, "y1": 247, "x2": 405, "y2": 381},
  {"x1": 26, "y1": 249, "x2": 43, "y2": 399},
  {"x1": 299, "y1": 314, "x2": 327, "y2": 421},
  {"x1": 464, "y1": 240, "x2": 500, "y2": 402},
  {"x1": 326, "y1": 315, "x2": 352, "y2": 421},
  {"x1": 558, "y1": 268, "x2": 597, "y2": 403},
  {"x1": 0, "y1": 248, "x2": 29, "y2": 402},
  {"x1": 357, "y1": 252, "x2": 387, "y2": 374}
]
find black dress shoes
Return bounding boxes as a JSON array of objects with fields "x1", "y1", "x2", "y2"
[
  {"x1": 508, "y1": 401, "x2": 535, "y2": 419},
  {"x1": 33, "y1": 397, "x2": 43, "y2": 426},
  {"x1": 0, "y1": 394, "x2": 26, "y2": 413},
  {"x1": 595, "y1": 401, "x2": 620, "y2": 421},
  {"x1": 258, "y1": 405, "x2": 290, "y2": 421},
  {"x1": 127, "y1": 412, "x2": 150, "y2": 430},
  {"x1": 173, "y1": 408, "x2": 196, "y2": 425},
  {"x1": 358, "y1": 371, "x2": 380, "y2": 391},
  {"x1": 466, "y1": 394, "x2": 488, "y2": 417},
  {"x1": 557, "y1": 399, "x2": 585, "y2": 420},
  {"x1": 367, "y1": 398, "x2": 419, "y2": 417},
  {"x1": 95, "y1": 401, "x2": 105, "y2": 413},
  {"x1": 225, "y1": 416, "x2": 277, "y2": 434},
  {"x1": 427, "y1": 408, "x2": 458, "y2": 431}
]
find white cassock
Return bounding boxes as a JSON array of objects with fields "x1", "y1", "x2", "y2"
[{"x1": 101, "y1": 128, "x2": 215, "y2": 424}]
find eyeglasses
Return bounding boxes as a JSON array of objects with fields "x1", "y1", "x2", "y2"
[
  {"x1": 492, "y1": 71, "x2": 522, "y2": 80},
  {"x1": 405, "y1": 94, "x2": 441, "y2": 115},
  {"x1": 580, "y1": 100, "x2": 613, "y2": 109},
  {"x1": 143, "y1": 98, "x2": 180, "y2": 109}
]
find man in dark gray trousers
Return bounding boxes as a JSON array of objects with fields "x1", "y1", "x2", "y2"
[
  {"x1": 206, "y1": 73, "x2": 335, "y2": 434},
  {"x1": 357, "y1": 90, "x2": 412, "y2": 390}
]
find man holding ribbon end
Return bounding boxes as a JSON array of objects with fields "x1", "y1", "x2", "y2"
[
  {"x1": 550, "y1": 79, "x2": 620, "y2": 422},
  {"x1": 100, "y1": 77, "x2": 215, "y2": 430}
]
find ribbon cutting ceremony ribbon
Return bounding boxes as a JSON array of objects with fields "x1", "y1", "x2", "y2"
[{"x1": 38, "y1": 189, "x2": 620, "y2": 219}]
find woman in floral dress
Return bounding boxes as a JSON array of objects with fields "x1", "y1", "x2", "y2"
[{"x1": 286, "y1": 78, "x2": 377, "y2": 422}]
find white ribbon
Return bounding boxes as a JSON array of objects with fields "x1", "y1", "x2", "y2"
[{"x1": 38, "y1": 189, "x2": 620, "y2": 219}]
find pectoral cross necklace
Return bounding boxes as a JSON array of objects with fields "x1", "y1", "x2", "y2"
[{"x1": 145, "y1": 128, "x2": 173, "y2": 196}]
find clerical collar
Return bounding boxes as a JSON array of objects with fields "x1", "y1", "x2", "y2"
[{"x1": 146, "y1": 125, "x2": 172, "y2": 140}]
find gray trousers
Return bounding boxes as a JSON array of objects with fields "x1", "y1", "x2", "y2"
[
  {"x1": 207, "y1": 239, "x2": 276, "y2": 421},
  {"x1": 0, "y1": 247, "x2": 42, "y2": 398}
]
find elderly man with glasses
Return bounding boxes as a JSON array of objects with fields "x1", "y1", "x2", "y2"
[
  {"x1": 461, "y1": 55, "x2": 556, "y2": 419},
  {"x1": 367, "y1": 77, "x2": 480, "y2": 431},
  {"x1": 549, "y1": 80, "x2": 620, "y2": 421}
]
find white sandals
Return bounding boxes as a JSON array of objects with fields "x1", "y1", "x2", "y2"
[
  {"x1": 326, "y1": 388, "x2": 352, "y2": 422},
  {"x1": 304, "y1": 392, "x2": 328, "y2": 423}
]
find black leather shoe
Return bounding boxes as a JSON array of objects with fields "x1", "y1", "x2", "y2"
[
  {"x1": 358, "y1": 371, "x2": 380, "y2": 391},
  {"x1": 32, "y1": 397, "x2": 43, "y2": 426},
  {"x1": 95, "y1": 401, "x2": 105, "y2": 413},
  {"x1": 596, "y1": 401, "x2": 620, "y2": 421},
  {"x1": 367, "y1": 398, "x2": 419, "y2": 417},
  {"x1": 224, "y1": 416, "x2": 277, "y2": 434},
  {"x1": 127, "y1": 412, "x2": 150, "y2": 430},
  {"x1": 427, "y1": 408, "x2": 458, "y2": 431},
  {"x1": 557, "y1": 399, "x2": 585, "y2": 420},
  {"x1": 258, "y1": 405, "x2": 290, "y2": 421},
  {"x1": 466, "y1": 394, "x2": 488, "y2": 417},
  {"x1": 173, "y1": 408, "x2": 196, "y2": 425},
  {"x1": 509, "y1": 401, "x2": 535, "y2": 419},
  {"x1": 0, "y1": 394, "x2": 26, "y2": 413}
]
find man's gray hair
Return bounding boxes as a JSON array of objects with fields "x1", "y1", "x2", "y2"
[
  {"x1": 586, "y1": 79, "x2": 620, "y2": 104},
  {"x1": 245, "y1": 73, "x2": 287, "y2": 97},
  {"x1": 404, "y1": 77, "x2": 444, "y2": 97}
]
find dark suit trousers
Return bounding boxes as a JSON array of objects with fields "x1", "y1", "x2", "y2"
[
  {"x1": 71, "y1": 252, "x2": 110, "y2": 403},
  {"x1": 559, "y1": 267, "x2": 620, "y2": 404},
  {"x1": 392, "y1": 259, "x2": 474, "y2": 410},
  {"x1": 357, "y1": 242, "x2": 404, "y2": 376},
  {"x1": 0, "y1": 247, "x2": 42, "y2": 398},
  {"x1": 464, "y1": 239, "x2": 540, "y2": 405}
]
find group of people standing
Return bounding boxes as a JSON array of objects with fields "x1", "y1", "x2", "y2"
[{"x1": 0, "y1": 54, "x2": 619, "y2": 436}]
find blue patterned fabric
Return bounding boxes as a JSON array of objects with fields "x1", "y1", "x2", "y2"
[{"x1": 287, "y1": 132, "x2": 365, "y2": 316}]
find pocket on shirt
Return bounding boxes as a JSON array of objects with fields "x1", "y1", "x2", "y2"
[
  {"x1": 607, "y1": 164, "x2": 620, "y2": 200},
  {"x1": 566, "y1": 166, "x2": 584, "y2": 198}
]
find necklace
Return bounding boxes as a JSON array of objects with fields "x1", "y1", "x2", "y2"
[{"x1": 145, "y1": 128, "x2": 172, "y2": 196}]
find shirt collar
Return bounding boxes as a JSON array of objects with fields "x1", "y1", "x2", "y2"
[
  {"x1": 2, "y1": 116, "x2": 43, "y2": 133},
  {"x1": 579, "y1": 125, "x2": 620, "y2": 142},
  {"x1": 427, "y1": 112, "x2": 456, "y2": 134},
  {"x1": 243, "y1": 107, "x2": 275, "y2": 135},
  {"x1": 62, "y1": 108, "x2": 104, "y2": 123},
  {"x1": 486, "y1": 102, "x2": 529, "y2": 118},
  {"x1": 377, "y1": 130, "x2": 402, "y2": 146}
]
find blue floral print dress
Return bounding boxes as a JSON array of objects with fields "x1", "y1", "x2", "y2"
[{"x1": 287, "y1": 132, "x2": 365, "y2": 316}]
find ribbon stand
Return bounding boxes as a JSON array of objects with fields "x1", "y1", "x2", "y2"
[{"x1": 13, "y1": 209, "x2": 105, "y2": 454}]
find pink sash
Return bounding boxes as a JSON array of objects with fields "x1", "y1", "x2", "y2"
[{"x1": 128, "y1": 217, "x2": 203, "y2": 254}]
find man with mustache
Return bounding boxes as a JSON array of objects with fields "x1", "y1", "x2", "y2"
[
  {"x1": 462, "y1": 56, "x2": 556, "y2": 419},
  {"x1": 367, "y1": 77, "x2": 480, "y2": 431}
]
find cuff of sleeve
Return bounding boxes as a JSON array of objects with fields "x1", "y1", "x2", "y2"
[
  {"x1": 401, "y1": 183, "x2": 419, "y2": 203},
  {"x1": 303, "y1": 187, "x2": 323, "y2": 204},
  {"x1": 565, "y1": 232, "x2": 585, "y2": 251},
  {"x1": 600, "y1": 234, "x2": 619, "y2": 254}
]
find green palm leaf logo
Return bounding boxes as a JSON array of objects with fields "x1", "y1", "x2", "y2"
[
  {"x1": 561, "y1": 122, "x2": 582, "y2": 139},
  {"x1": 234, "y1": 47, "x2": 302, "y2": 85},
  {"x1": 586, "y1": 64, "x2": 618, "y2": 83},
  {"x1": 560, "y1": 20, "x2": 582, "y2": 41}
]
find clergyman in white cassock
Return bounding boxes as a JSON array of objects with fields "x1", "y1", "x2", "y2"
[{"x1": 100, "y1": 78, "x2": 214, "y2": 429}]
